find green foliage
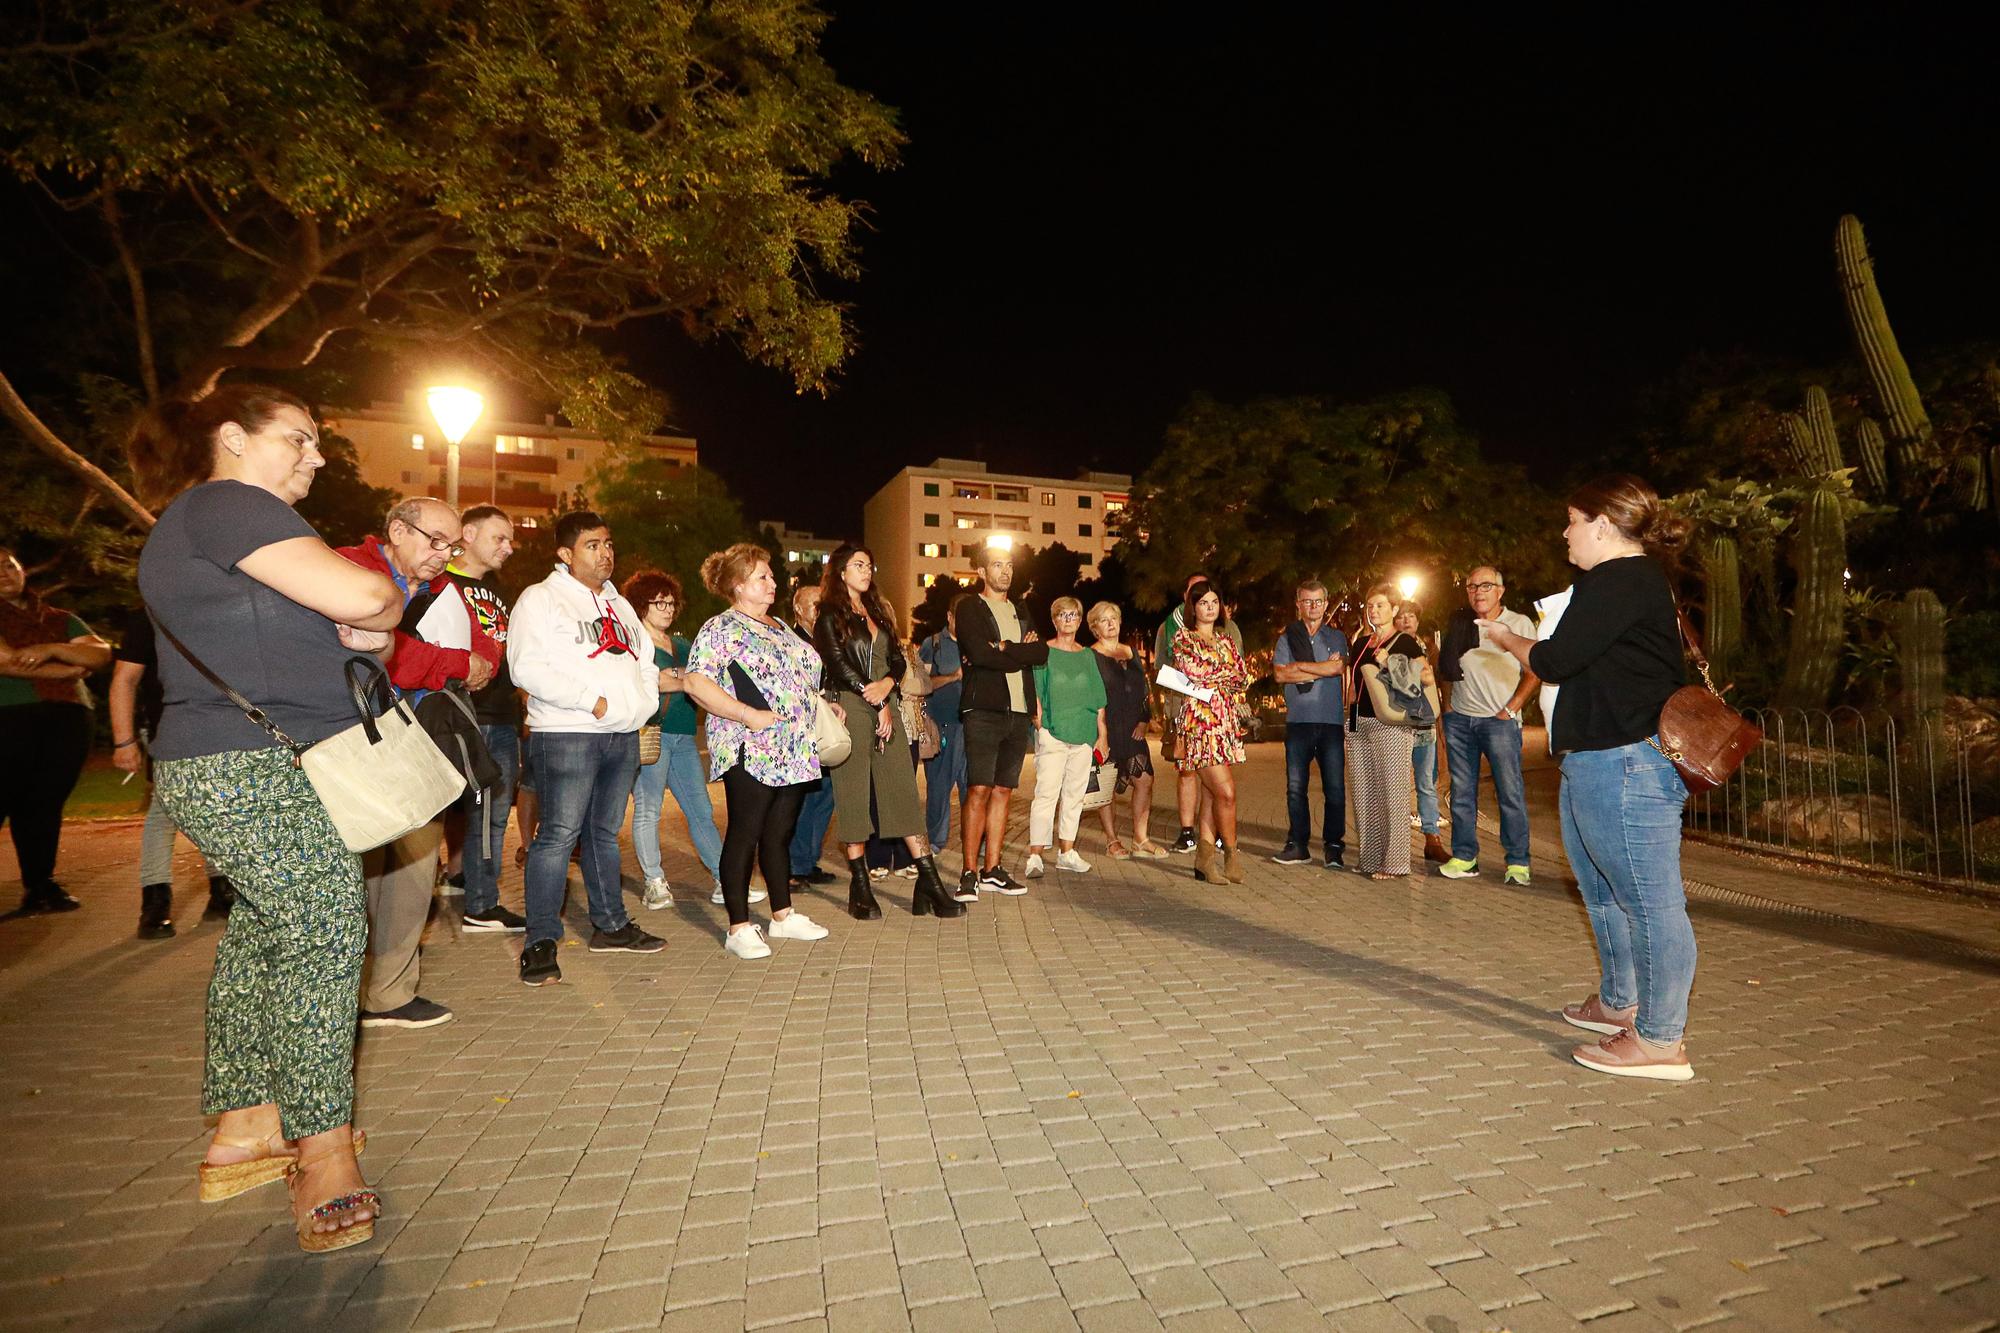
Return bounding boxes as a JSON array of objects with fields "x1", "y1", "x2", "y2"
[
  {"x1": 1702, "y1": 535, "x2": 1742, "y2": 685},
  {"x1": 1118, "y1": 390, "x2": 1565, "y2": 645},
  {"x1": 295, "y1": 432, "x2": 397, "y2": 550},
  {"x1": 1946, "y1": 610, "x2": 2000, "y2": 699},
  {"x1": 590, "y1": 449, "x2": 756, "y2": 625}
]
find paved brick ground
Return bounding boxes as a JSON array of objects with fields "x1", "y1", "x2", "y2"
[{"x1": 3, "y1": 744, "x2": 1998, "y2": 1331}]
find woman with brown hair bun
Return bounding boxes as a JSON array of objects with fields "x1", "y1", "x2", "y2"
[
  {"x1": 131, "y1": 384, "x2": 405, "y2": 1252},
  {"x1": 1480, "y1": 474, "x2": 1698, "y2": 1082}
]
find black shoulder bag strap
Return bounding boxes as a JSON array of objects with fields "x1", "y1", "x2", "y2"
[{"x1": 147, "y1": 608, "x2": 307, "y2": 758}]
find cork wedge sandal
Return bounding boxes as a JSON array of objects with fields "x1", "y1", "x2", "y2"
[
  {"x1": 287, "y1": 1147, "x2": 380, "y2": 1254},
  {"x1": 198, "y1": 1129, "x2": 366, "y2": 1203}
]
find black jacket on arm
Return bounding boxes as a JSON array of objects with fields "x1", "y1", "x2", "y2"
[
  {"x1": 952, "y1": 591, "x2": 1048, "y2": 715},
  {"x1": 814, "y1": 607, "x2": 904, "y2": 699}
]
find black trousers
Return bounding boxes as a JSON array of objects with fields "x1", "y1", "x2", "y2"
[
  {"x1": 0, "y1": 702, "x2": 92, "y2": 889},
  {"x1": 720, "y1": 762, "x2": 804, "y2": 926}
]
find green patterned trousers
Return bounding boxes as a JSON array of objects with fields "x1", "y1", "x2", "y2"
[{"x1": 155, "y1": 747, "x2": 367, "y2": 1139}]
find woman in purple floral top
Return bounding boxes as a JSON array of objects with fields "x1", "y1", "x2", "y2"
[{"x1": 681, "y1": 544, "x2": 837, "y2": 960}]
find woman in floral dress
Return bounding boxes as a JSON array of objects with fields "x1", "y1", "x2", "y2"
[{"x1": 1171, "y1": 580, "x2": 1249, "y2": 884}]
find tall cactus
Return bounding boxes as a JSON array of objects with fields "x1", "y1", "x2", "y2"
[
  {"x1": 1782, "y1": 385, "x2": 1845, "y2": 476},
  {"x1": 1894, "y1": 588, "x2": 1945, "y2": 719},
  {"x1": 1702, "y1": 534, "x2": 1742, "y2": 683},
  {"x1": 1834, "y1": 215, "x2": 1933, "y2": 452},
  {"x1": 1855, "y1": 417, "x2": 1888, "y2": 496},
  {"x1": 1778, "y1": 488, "x2": 1846, "y2": 708}
]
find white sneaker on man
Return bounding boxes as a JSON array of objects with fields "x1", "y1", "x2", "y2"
[
  {"x1": 1055, "y1": 849, "x2": 1092, "y2": 873},
  {"x1": 642, "y1": 876, "x2": 672, "y2": 910},
  {"x1": 767, "y1": 912, "x2": 829, "y2": 941},
  {"x1": 712, "y1": 882, "x2": 768, "y2": 905},
  {"x1": 724, "y1": 926, "x2": 771, "y2": 959},
  {"x1": 1023, "y1": 852, "x2": 1045, "y2": 879}
]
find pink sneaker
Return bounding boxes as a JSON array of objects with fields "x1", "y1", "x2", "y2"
[
  {"x1": 1572, "y1": 1028, "x2": 1693, "y2": 1082},
  {"x1": 1561, "y1": 993, "x2": 1637, "y2": 1036}
]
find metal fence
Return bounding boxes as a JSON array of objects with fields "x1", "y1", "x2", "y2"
[{"x1": 1683, "y1": 707, "x2": 1995, "y2": 891}]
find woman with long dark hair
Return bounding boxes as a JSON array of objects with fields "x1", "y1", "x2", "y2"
[
  {"x1": 815, "y1": 543, "x2": 961, "y2": 918},
  {"x1": 1480, "y1": 474, "x2": 1697, "y2": 1082},
  {"x1": 1170, "y1": 579, "x2": 1249, "y2": 884}
]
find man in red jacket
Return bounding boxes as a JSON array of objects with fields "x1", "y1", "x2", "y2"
[{"x1": 337, "y1": 496, "x2": 500, "y2": 1029}]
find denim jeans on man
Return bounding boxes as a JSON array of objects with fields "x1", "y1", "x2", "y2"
[
  {"x1": 789, "y1": 770, "x2": 835, "y2": 878},
  {"x1": 631, "y1": 731, "x2": 723, "y2": 885},
  {"x1": 1412, "y1": 732, "x2": 1441, "y2": 835},
  {"x1": 924, "y1": 721, "x2": 966, "y2": 851},
  {"x1": 461, "y1": 724, "x2": 520, "y2": 918},
  {"x1": 1283, "y1": 723, "x2": 1345, "y2": 857},
  {"x1": 1559, "y1": 739, "x2": 1694, "y2": 1044},
  {"x1": 1441, "y1": 712, "x2": 1531, "y2": 864},
  {"x1": 523, "y1": 730, "x2": 640, "y2": 945}
]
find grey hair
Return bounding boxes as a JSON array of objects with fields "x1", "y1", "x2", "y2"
[
  {"x1": 1468, "y1": 564, "x2": 1505, "y2": 585},
  {"x1": 385, "y1": 495, "x2": 445, "y2": 532}
]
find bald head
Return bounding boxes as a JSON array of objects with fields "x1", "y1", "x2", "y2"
[{"x1": 385, "y1": 496, "x2": 461, "y2": 581}]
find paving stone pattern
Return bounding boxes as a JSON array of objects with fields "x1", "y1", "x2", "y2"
[{"x1": 2, "y1": 746, "x2": 1997, "y2": 1331}]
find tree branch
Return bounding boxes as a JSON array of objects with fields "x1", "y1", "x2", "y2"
[
  {"x1": 103, "y1": 193, "x2": 159, "y2": 403},
  {"x1": 5, "y1": 0, "x2": 263, "y2": 57},
  {"x1": 0, "y1": 369, "x2": 154, "y2": 530}
]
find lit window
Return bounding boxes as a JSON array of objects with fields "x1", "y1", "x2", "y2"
[
  {"x1": 410, "y1": 433, "x2": 425, "y2": 449},
  {"x1": 1078, "y1": 495, "x2": 1093, "y2": 509},
  {"x1": 923, "y1": 482, "x2": 940, "y2": 497},
  {"x1": 924, "y1": 513, "x2": 940, "y2": 527},
  {"x1": 1040, "y1": 492, "x2": 1055, "y2": 506},
  {"x1": 1104, "y1": 499, "x2": 1125, "y2": 515},
  {"x1": 495, "y1": 437, "x2": 510, "y2": 454},
  {"x1": 920, "y1": 573, "x2": 939, "y2": 587},
  {"x1": 919, "y1": 542, "x2": 945, "y2": 558},
  {"x1": 1079, "y1": 523, "x2": 1092, "y2": 538}
]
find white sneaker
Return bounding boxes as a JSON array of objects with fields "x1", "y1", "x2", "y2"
[
  {"x1": 767, "y1": 912, "x2": 829, "y2": 941},
  {"x1": 642, "y1": 876, "x2": 672, "y2": 910},
  {"x1": 895, "y1": 864, "x2": 920, "y2": 878},
  {"x1": 711, "y1": 883, "x2": 769, "y2": 905},
  {"x1": 1055, "y1": 849, "x2": 1092, "y2": 873},
  {"x1": 1023, "y1": 853, "x2": 1045, "y2": 879},
  {"x1": 724, "y1": 926, "x2": 771, "y2": 959}
]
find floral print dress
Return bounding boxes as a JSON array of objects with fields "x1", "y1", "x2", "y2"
[
  {"x1": 686, "y1": 609, "x2": 824, "y2": 787},
  {"x1": 1172, "y1": 629, "x2": 1249, "y2": 770}
]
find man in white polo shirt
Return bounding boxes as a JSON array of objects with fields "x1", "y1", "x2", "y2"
[{"x1": 1436, "y1": 565, "x2": 1538, "y2": 885}]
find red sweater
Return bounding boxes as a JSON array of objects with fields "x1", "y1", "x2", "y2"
[{"x1": 336, "y1": 537, "x2": 501, "y2": 692}]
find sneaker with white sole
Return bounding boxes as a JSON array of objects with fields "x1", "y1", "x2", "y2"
[
  {"x1": 1561, "y1": 992, "x2": 1637, "y2": 1036},
  {"x1": 954, "y1": 871, "x2": 981, "y2": 903},
  {"x1": 1055, "y1": 849, "x2": 1092, "y2": 873},
  {"x1": 642, "y1": 876, "x2": 672, "y2": 909},
  {"x1": 767, "y1": 912, "x2": 829, "y2": 941},
  {"x1": 981, "y1": 866, "x2": 1029, "y2": 896},
  {"x1": 724, "y1": 925, "x2": 772, "y2": 959},
  {"x1": 462, "y1": 905, "x2": 527, "y2": 933},
  {"x1": 1271, "y1": 844, "x2": 1311, "y2": 865},
  {"x1": 1023, "y1": 853, "x2": 1045, "y2": 879},
  {"x1": 1437, "y1": 857, "x2": 1480, "y2": 879},
  {"x1": 1572, "y1": 1028, "x2": 1693, "y2": 1081},
  {"x1": 712, "y1": 883, "x2": 768, "y2": 905},
  {"x1": 1504, "y1": 865, "x2": 1532, "y2": 886}
]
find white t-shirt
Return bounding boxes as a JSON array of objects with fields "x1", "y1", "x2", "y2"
[
  {"x1": 1448, "y1": 608, "x2": 1537, "y2": 719},
  {"x1": 988, "y1": 597, "x2": 1028, "y2": 712}
]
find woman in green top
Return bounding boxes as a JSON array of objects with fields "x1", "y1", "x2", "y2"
[
  {"x1": 625, "y1": 570, "x2": 726, "y2": 909},
  {"x1": 1024, "y1": 597, "x2": 1109, "y2": 879}
]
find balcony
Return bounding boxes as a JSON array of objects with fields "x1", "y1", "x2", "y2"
[{"x1": 427, "y1": 449, "x2": 559, "y2": 475}]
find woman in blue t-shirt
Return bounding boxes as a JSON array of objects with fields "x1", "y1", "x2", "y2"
[{"x1": 625, "y1": 569, "x2": 725, "y2": 908}]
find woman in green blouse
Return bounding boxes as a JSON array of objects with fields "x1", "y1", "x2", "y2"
[{"x1": 1023, "y1": 597, "x2": 1108, "y2": 878}]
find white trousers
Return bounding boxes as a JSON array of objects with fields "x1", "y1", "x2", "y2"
[{"x1": 1029, "y1": 729, "x2": 1095, "y2": 846}]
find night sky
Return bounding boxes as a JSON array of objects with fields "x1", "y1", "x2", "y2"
[{"x1": 627, "y1": 8, "x2": 2000, "y2": 540}]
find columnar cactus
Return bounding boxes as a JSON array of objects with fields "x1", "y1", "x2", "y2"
[
  {"x1": 1894, "y1": 588, "x2": 1945, "y2": 719},
  {"x1": 1702, "y1": 534, "x2": 1742, "y2": 683},
  {"x1": 1834, "y1": 215, "x2": 1933, "y2": 451},
  {"x1": 1855, "y1": 417, "x2": 1888, "y2": 496},
  {"x1": 1778, "y1": 488, "x2": 1846, "y2": 708},
  {"x1": 1782, "y1": 385, "x2": 1845, "y2": 477}
]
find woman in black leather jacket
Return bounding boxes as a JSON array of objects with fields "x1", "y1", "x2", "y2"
[{"x1": 815, "y1": 544, "x2": 962, "y2": 920}]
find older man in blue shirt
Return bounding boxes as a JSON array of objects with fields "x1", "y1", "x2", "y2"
[{"x1": 1271, "y1": 579, "x2": 1349, "y2": 868}]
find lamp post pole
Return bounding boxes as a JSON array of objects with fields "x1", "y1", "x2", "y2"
[{"x1": 426, "y1": 386, "x2": 485, "y2": 510}]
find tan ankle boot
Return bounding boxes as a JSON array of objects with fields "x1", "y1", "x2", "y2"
[
  {"x1": 1194, "y1": 838, "x2": 1218, "y2": 882},
  {"x1": 1223, "y1": 844, "x2": 1243, "y2": 882}
]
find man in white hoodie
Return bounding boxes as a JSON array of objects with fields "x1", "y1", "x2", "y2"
[{"x1": 508, "y1": 511, "x2": 664, "y2": 986}]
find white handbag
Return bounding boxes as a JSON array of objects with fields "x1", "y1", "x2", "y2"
[
  {"x1": 812, "y1": 694, "x2": 853, "y2": 767},
  {"x1": 1080, "y1": 759, "x2": 1117, "y2": 810}
]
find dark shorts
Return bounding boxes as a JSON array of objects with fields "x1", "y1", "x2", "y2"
[{"x1": 962, "y1": 709, "x2": 1032, "y2": 790}]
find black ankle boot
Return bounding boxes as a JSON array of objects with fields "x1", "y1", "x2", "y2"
[
  {"x1": 204, "y1": 876, "x2": 235, "y2": 920},
  {"x1": 138, "y1": 883, "x2": 176, "y2": 939},
  {"x1": 846, "y1": 857, "x2": 882, "y2": 920},
  {"x1": 911, "y1": 856, "x2": 966, "y2": 918}
]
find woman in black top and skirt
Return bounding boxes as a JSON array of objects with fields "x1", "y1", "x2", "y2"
[{"x1": 1481, "y1": 475, "x2": 1696, "y2": 1082}]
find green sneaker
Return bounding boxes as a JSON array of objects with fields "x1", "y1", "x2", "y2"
[
  {"x1": 1438, "y1": 857, "x2": 1479, "y2": 879},
  {"x1": 1504, "y1": 865, "x2": 1532, "y2": 886}
]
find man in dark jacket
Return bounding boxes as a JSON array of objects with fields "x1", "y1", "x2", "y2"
[{"x1": 951, "y1": 543, "x2": 1047, "y2": 900}]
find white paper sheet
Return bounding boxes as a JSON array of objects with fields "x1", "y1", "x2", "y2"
[
  {"x1": 1533, "y1": 586, "x2": 1573, "y2": 755},
  {"x1": 1155, "y1": 664, "x2": 1215, "y2": 703},
  {"x1": 415, "y1": 583, "x2": 471, "y2": 650}
]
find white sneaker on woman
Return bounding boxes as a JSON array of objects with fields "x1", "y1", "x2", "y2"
[
  {"x1": 1024, "y1": 853, "x2": 1045, "y2": 879},
  {"x1": 767, "y1": 912, "x2": 829, "y2": 941},
  {"x1": 724, "y1": 926, "x2": 771, "y2": 959},
  {"x1": 711, "y1": 883, "x2": 768, "y2": 905},
  {"x1": 642, "y1": 876, "x2": 672, "y2": 909},
  {"x1": 1055, "y1": 849, "x2": 1092, "y2": 873}
]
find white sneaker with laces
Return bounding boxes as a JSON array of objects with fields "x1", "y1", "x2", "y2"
[
  {"x1": 1023, "y1": 853, "x2": 1045, "y2": 879},
  {"x1": 724, "y1": 925, "x2": 771, "y2": 959},
  {"x1": 1055, "y1": 849, "x2": 1092, "y2": 873},
  {"x1": 642, "y1": 876, "x2": 672, "y2": 910},
  {"x1": 712, "y1": 883, "x2": 769, "y2": 905},
  {"x1": 767, "y1": 912, "x2": 829, "y2": 941}
]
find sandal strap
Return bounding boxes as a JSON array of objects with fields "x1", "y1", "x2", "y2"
[
  {"x1": 308, "y1": 1189, "x2": 381, "y2": 1222},
  {"x1": 209, "y1": 1132, "x2": 282, "y2": 1152}
]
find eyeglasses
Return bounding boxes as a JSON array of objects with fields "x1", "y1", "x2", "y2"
[
  {"x1": 1055, "y1": 610, "x2": 1082, "y2": 620},
  {"x1": 847, "y1": 560, "x2": 875, "y2": 573},
  {"x1": 399, "y1": 519, "x2": 464, "y2": 559},
  {"x1": 1466, "y1": 582, "x2": 1502, "y2": 592},
  {"x1": 648, "y1": 597, "x2": 676, "y2": 609}
]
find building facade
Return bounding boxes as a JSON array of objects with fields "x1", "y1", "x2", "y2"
[
  {"x1": 758, "y1": 521, "x2": 841, "y2": 582},
  {"x1": 324, "y1": 397, "x2": 697, "y2": 526},
  {"x1": 863, "y1": 459, "x2": 1132, "y2": 632}
]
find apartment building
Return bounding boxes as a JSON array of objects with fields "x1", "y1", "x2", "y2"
[
  {"x1": 324, "y1": 397, "x2": 697, "y2": 526},
  {"x1": 759, "y1": 520, "x2": 841, "y2": 580},
  {"x1": 863, "y1": 459, "x2": 1132, "y2": 632}
]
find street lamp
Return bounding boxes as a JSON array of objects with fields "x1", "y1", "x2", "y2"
[
  {"x1": 1397, "y1": 572, "x2": 1421, "y2": 603},
  {"x1": 426, "y1": 385, "x2": 485, "y2": 508}
]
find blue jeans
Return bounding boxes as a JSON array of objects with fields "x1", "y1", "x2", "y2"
[
  {"x1": 631, "y1": 731, "x2": 723, "y2": 885},
  {"x1": 924, "y1": 722, "x2": 967, "y2": 851},
  {"x1": 1442, "y1": 712, "x2": 1531, "y2": 865},
  {"x1": 460, "y1": 724, "x2": 519, "y2": 917},
  {"x1": 1283, "y1": 723, "x2": 1345, "y2": 855},
  {"x1": 523, "y1": 731, "x2": 640, "y2": 945},
  {"x1": 1559, "y1": 739, "x2": 1694, "y2": 1044},
  {"x1": 789, "y1": 770, "x2": 836, "y2": 877},
  {"x1": 1412, "y1": 733, "x2": 1440, "y2": 835}
]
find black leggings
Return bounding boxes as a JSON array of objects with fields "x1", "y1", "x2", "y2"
[
  {"x1": 720, "y1": 762, "x2": 804, "y2": 926},
  {"x1": 0, "y1": 702, "x2": 91, "y2": 889}
]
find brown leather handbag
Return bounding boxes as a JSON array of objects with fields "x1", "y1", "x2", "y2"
[{"x1": 1650, "y1": 608, "x2": 1762, "y2": 793}]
